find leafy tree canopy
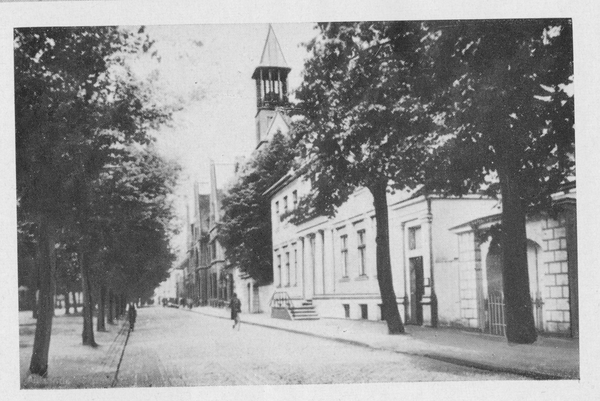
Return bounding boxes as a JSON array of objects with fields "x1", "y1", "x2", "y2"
[
  {"x1": 220, "y1": 132, "x2": 297, "y2": 285},
  {"x1": 15, "y1": 26, "x2": 176, "y2": 221},
  {"x1": 293, "y1": 21, "x2": 437, "y2": 217},
  {"x1": 421, "y1": 19, "x2": 574, "y2": 210}
]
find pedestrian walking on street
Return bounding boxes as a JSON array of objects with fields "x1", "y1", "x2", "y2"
[
  {"x1": 229, "y1": 293, "x2": 242, "y2": 330},
  {"x1": 128, "y1": 303, "x2": 137, "y2": 332}
]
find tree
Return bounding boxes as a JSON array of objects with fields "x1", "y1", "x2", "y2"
[
  {"x1": 220, "y1": 132, "x2": 298, "y2": 285},
  {"x1": 55, "y1": 242, "x2": 81, "y2": 316},
  {"x1": 15, "y1": 26, "x2": 174, "y2": 375},
  {"x1": 293, "y1": 22, "x2": 435, "y2": 334},
  {"x1": 91, "y1": 145, "x2": 179, "y2": 306},
  {"x1": 421, "y1": 19, "x2": 574, "y2": 343}
]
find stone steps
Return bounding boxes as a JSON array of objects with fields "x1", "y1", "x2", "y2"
[{"x1": 289, "y1": 302, "x2": 319, "y2": 320}]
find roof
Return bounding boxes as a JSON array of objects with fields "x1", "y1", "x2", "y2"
[
  {"x1": 252, "y1": 25, "x2": 291, "y2": 79},
  {"x1": 263, "y1": 161, "x2": 310, "y2": 199},
  {"x1": 449, "y1": 181, "x2": 577, "y2": 232},
  {"x1": 209, "y1": 161, "x2": 236, "y2": 226}
]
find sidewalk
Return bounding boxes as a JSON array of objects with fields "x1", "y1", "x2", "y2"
[
  {"x1": 19, "y1": 310, "x2": 130, "y2": 389},
  {"x1": 188, "y1": 305, "x2": 579, "y2": 380}
]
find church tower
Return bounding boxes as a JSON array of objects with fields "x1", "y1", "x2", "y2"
[{"x1": 252, "y1": 25, "x2": 291, "y2": 148}]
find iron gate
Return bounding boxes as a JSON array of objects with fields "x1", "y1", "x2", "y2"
[
  {"x1": 486, "y1": 293, "x2": 544, "y2": 336},
  {"x1": 487, "y1": 292, "x2": 506, "y2": 336}
]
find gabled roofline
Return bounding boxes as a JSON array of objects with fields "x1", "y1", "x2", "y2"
[
  {"x1": 265, "y1": 110, "x2": 290, "y2": 137},
  {"x1": 263, "y1": 159, "x2": 313, "y2": 199},
  {"x1": 449, "y1": 181, "x2": 577, "y2": 232},
  {"x1": 263, "y1": 166, "x2": 303, "y2": 199}
]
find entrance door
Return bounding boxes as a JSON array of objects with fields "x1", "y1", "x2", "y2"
[
  {"x1": 247, "y1": 283, "x2": 252, "y2": 313},
  {"x1": 409, "y1": 257, "x2": 424, "y2": 325},
  {"x1": 252, "y1": 285, "x2": 260, "y2": 313}
]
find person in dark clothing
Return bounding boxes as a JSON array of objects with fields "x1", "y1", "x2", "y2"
[
  {"x1": 128, "y1": 303, "x2": 137, "y2": 331},
  {"x1": 229, "y1": 293, "x2": 242, "y2": 330}
]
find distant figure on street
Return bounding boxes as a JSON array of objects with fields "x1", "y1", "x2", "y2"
[
  {"x1": 229, "y1": 293, "x2": 242, "y2": 330},
  {"x1": 128, "y1": 303, "x2": 137, "y2": 332}
]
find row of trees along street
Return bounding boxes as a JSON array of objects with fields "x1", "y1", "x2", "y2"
[
  {"x1": 221, "y1": 20, "x2": 573, "y2": 344},
  {"x1": 16, "y1": 26, "x2": 180, "y2": 377}
]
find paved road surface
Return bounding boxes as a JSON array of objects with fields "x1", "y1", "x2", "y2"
[{"x1": 115, "y1": 307, "x2": 522, "y2": 386}]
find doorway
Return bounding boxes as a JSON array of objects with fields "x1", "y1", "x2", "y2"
[
  {"x1": 252, "y1": 284, "x2": 260, "y2": 313},
  {"x1": 247, "y1": 283, "x2": 252, "y2": 313},
  {"x1": 409, "y1": 256, "x2": 424, "y2": 325}
]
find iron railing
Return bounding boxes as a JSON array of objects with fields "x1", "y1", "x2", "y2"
[
  {"x1": 487, "y1": 293, "x2": 506, "y2": 336},
  {"x1": 486, "y1": 293, "x2": 544, "y2": 336},
  {"x1": 269, "y1": 292, "x2": 294, "y2": 308}
]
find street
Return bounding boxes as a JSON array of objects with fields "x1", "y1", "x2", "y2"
[{"x1": 114, "y1": 307, "x2": 523, "y2": 386}]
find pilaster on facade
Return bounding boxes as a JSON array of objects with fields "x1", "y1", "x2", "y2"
[
  {"x1": 457, "y1": 231, "x2": 481, "y2": 329},
  {"x1": 542, "y1": 216, "x2": 571, "y2": 333},
  {"x1": 420, "y1": 212, "x2": 435, "y2": 325}
]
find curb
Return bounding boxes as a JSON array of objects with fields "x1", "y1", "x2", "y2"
[
  {"x1": 111, "y1": 320, "x2": 132, "y2": 387},
  {"x1": 185, "y1": 308, "x2": 571, "y2": 381}
]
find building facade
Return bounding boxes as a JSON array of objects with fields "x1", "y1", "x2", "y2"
[
  {"x1": 256, "y1": 29, "x2": 579, "y2": 337},
  {"x1": 267, "y1": 163, "x2": 578, "y2": 337},
  {"x1": 450, "y1": 183, "x2": 578, "y2": 337}
]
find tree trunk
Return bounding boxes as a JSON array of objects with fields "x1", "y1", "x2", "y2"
[
  {"x1": 107, "y1": 289, "x2": 114, "y2": 324},
  {"x1": 97, "y1": 285, "x2": 107, "y2": 331},
  {"x1": 71, "y1": 291, "x2": 78, "y2": 313},
  {"x1": 498, "y1": 167, "x2": 537, "y2": 344},
  {"x1": 117, "y1": 294, "x2": 122, "y2": 317},
  {"x1": 122, "y1": 294, "x2": 127, "y2": 316},
  {"x1": 117, "y1": 293, "x2": 124, "y2": 318},
  {"x1": 370, "y1": 180, "x2": 405, "y2": 334},
  {"x1": 29, "y1": 215, "x2": 57, "y2": 377},
  {"x1": 79, "y1": 252, "x2": 97, "y2": 347},
  {"x1": 64, "y1": 290, "x2": 71, "y2": 315},
  {"x1": 29, "y1": 256, "x2": 38, "y2": 319}
]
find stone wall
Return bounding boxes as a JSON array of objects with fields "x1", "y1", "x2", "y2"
[
  {"x1": 434, "y1": 260, "x2": 462, "y2": 326},
  {"x1": 542, "y1": 216, "x2": 571, "y2": 334},
  {"x1": 457, "y1": 231, "x2": 480, "y2": 329}
]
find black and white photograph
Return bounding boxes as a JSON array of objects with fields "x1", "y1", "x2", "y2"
[{"x1": 1, "y1": 1, "x2": 598, "y2": 400}]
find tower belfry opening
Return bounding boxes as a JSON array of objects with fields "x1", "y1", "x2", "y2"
[{"x1": 252, "y1": 25, "x2": 291, "y2": 147}]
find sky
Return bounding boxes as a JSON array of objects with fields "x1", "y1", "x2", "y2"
[{"x1": 134, "y1": 23, "x2": 318, "y2": 255}]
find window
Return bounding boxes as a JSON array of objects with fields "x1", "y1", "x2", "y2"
[
  {"x1": 357, "y1": 230, "x2": 366, "y2": 276},
  {"x1": 211, "y1": 241, "x2": 217, "y2": 261},
  {"x1": 277, "y1": 254, "x2": 282, "y2": 287},
  {"x1": 292, "y1": 190, "x2": 298, "y2": 209},
  {"x1": 409, "y1": 226, "x2": 422, "y2": 250},
  {"x1": 283, "y1": 196, "x2": 288, "y2": 213},
  {"x1": 285, "y1": 252, "x2": 290, "y2": 286},
  {"x1": 275, "y1": 201, "x2": 279, "y2": 216},
  {"x1": 340, "y1": 235, "x2": 348, "y2": 277},
  {"x1": 360, "y1": 304, "x2": 368, "y2": 320},
  {"x1": 343, "y1": 304, "x2": 350, "y2": 318}
]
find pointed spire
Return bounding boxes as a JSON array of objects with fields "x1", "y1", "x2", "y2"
[
  {"x1": 259, "y1": 24, "x2": 289, "y2": 69},
  {"x1": 252, "y1": 25, "x2": 291, "y2": 79}
]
